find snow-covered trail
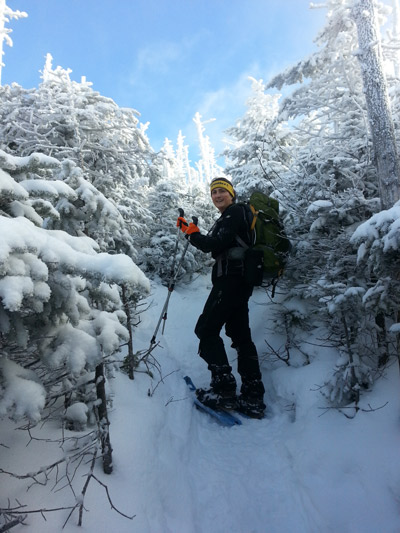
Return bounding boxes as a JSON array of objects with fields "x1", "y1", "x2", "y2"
[
  {"x1": 95, "y1": 276, "x2": 323, "y2": 533},
  {"x1": 88, "y1": 275, "x2": 400, "y2": 533},
  {"x1": 107, "y1": 381, "x2": 325, "y2": 533},
  {"x1": 4, "y1": 274, "x2": 400, "y2": 532}
]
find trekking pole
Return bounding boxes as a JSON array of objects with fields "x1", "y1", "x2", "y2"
[
  {"x1": 150, "y1": 214, "x2": 198, "y2": 344},
  {"x1": 169, "y1": 208, "x2": 184, "y2": 279}
]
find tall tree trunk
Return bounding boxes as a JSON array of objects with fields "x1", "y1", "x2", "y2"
[{"x1": 352, "y1": 0, "x2": 400, "y2": 209}]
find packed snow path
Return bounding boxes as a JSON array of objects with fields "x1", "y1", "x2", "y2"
[{"x1": 101, "y1": 276, "x2": 400, "y2": 533}]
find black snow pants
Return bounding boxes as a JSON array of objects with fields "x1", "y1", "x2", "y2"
[{"x1": 194, "y1": 276, "x2": 262, "y2": 380}]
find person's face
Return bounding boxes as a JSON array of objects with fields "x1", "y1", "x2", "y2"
[{"x1": 211, "y1": 187, "x2": 233, "y2": 212}]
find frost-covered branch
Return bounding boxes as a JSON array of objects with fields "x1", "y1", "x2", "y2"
[{"x1": 0, "y1": 0, "x2": 27, "y2": 85}]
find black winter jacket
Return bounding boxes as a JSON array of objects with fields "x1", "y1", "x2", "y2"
[{"x1": 188, "y1": 203, "x2": 252, "y2": 282}]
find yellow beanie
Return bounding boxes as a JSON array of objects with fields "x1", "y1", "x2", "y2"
[{"x1": 210, "y1": 177, "x2": 235, "y2": 197}]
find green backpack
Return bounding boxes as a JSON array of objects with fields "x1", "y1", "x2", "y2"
[{"x1": 237, "y1": 191, "x2": 291, "y2": 287}]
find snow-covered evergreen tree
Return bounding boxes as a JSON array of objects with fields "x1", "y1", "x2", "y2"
[
  {"x1": 176, "y1": 130, "x2": 196, "y2": 189},
  {"x1": 0, "y1": 150, "x2": 149, "y2": 423},
  {"x1": 141, "y1": 140, "x2": 204, "y2": 281},
  {"x1": 350, "y1": 200, "x2": 400, "y2": 363},
  {"x1": 0, "y1": 55, "x2": 153, "y2": 258},
  {"x1": 223, "y1": 0, "x2": 400, "y2": 405},
  {"x1": 193, "y1": 112, "x2": 224, "y2": 183},
  {"x1": 224, "y1": 77, "x2": 294, "y2": 202},
  {"x1": 284, "y1": 0, "x2": 400, "y2": 403}
]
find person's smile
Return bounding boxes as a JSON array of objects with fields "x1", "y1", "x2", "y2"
[{"x1": 211, "y1": 188, "x2": 233, "y2": 212}]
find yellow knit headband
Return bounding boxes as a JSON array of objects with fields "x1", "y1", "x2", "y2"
[{"x1": 210, "y1": 179, "x2": 235, "y2": 197}]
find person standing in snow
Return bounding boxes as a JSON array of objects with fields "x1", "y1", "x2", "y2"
[{"x1": 177, "y1": 176, "x2": 266, "y2": 419}]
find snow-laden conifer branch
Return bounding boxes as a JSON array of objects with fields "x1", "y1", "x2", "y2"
[{"x1": 0, "y1": 0, "x2": 27, "y2": 85}]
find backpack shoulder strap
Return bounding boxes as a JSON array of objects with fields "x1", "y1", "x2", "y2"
[
  {"x1": 249, "y1": 204, "x2": 258, "y2": 231},
  {"x1": 233, "y1": 203, "x2": 256, "y2": 249},
  {"x1": 236, "y1": 202, "x2": 257, "y2": 231}
]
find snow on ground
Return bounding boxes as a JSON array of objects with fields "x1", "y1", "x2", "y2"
[{"x1": 2, "y1": 274, "x2": 400, "y2": 532}]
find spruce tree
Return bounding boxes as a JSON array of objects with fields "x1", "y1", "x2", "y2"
[
  {"x1": 224, "y1": 0, "x2": 400, "y2": 404},
  {"x1": 0, "y1": 149, "x2": 149, "y2": 424},
  {"x1": 0, "y1": 55, "x2": 153, "y2": 259},
  {"x1": 224, "y1": 77, "x2": 293, "y2": 201}
]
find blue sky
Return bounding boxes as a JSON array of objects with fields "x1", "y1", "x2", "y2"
[{"x1": 3, "y1": 1, "x2": 325, "y2": 159}]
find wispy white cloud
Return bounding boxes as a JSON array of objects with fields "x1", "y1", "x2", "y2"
[
  {"x1": 134, "y1": 41, "x2": 182, "y2": 77},
  {"x1": 128, "y1": 30, "x2": 208, "y2": 86},
  {"x1": 180, "y1": 65, "x2": 263, "y2": 159}
]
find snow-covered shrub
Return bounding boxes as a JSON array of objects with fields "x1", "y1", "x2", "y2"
[
  {"x1": 351, "y1": 201, "x2": 400, "y2": 358},
  {"x1": 0, "y1": 151, "x2": 149, "y2": 423}
]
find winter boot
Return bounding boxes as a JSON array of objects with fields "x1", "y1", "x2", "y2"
[
  {"x1": 237, "y1": 375, "x2": 266, "y2": 419},
  {"x1": 196, "y1": 364, "x2": 237, "y2": 410}
]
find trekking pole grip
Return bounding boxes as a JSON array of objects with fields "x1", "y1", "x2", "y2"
[
  {"x1": 192, "y1": 216, "x2": 198, "y2": 225},
  {"x1": 177, "y1": 208, "x2": 188, "y2": 231}
]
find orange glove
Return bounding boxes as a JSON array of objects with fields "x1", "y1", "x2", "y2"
[
  {"x1": 185, "y1": 222, "x2": 200, "y2": 235},
  {"x1": 177, "y1": 216, "x2": 188, "y2": 232}
]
